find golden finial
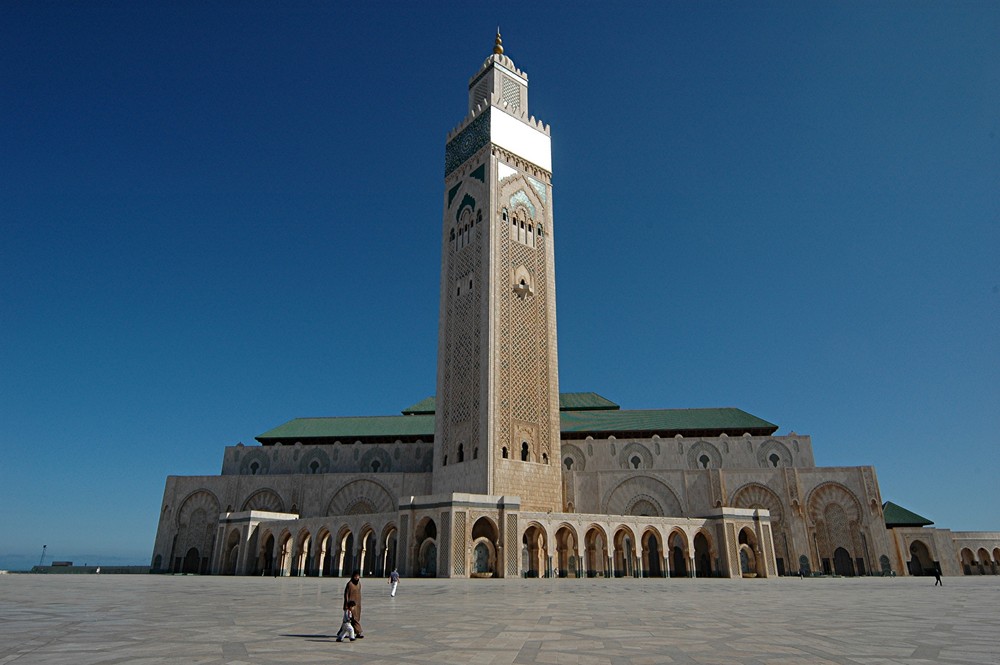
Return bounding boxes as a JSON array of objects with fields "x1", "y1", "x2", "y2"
[{"x1": 493, "y1": 27, "x2": 504, "y2": 55}]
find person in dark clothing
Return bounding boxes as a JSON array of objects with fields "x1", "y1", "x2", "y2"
[{"x1": 343, "y1": 570, "x2": 364, "y2": 638}]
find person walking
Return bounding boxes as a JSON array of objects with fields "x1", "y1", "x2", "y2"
[
  {"x1": 336, "y1": 601, "x2": 357, "y2": 642},
  {"x1": 388, "y1": 568, "x2": 400, "y2": 597},
  {"x1": 343, "y1": 570, "x2": 364, "y2": 638},
  {"x1": 933, "y1": 566, "x2": 943, "y2": 586}
]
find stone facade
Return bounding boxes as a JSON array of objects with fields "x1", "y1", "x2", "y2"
[{"x1": 151, "y1": 35, "x2": 1000, "y2": 580}]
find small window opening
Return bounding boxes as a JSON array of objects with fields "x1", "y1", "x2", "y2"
[
  {"x1": 769, "y1": 453, "x2": 780, "y2": 467},
  {"x1": 473, "y1": 447, "x2": 478, "y2": 459},
  {"x1": 477, "y1": 210, "x2": 483, "y2": 224},
  {"x1": 443, "y1": 455, "x2": 448, "y2": 467},
  {"x1": 457, "y1": 444, "x2": 464, "y2": 463},
  {"x1": 469, "y1": 279, "x2": 473, "y2": 289},
  {"x1": 250, "y1": 461, "x2": 260, "y2": 475},
  {"x1": 542, "y1": 453, "x2": 548, "y2": 464},
  {"x1": 502, "y1": 447, "x2": 508, "y2": 459},
  {"x1": 371, "y1": 460, "x2": 381, "y2": 473},
  {"x1": 310, "y1": 460, "x2": 320, "y2": 474},
  {"x1": 631, "y1": 455, "x2": 641, "y2": 469},
  {"x1": 521, "y1": 441, "x2": 529, "y2": 462},
  {"x1": 502, "y1": 208, "x2": 508, "y2": 221},
  {"x1": 699, "y1": 454, "x2": 710, "y2": 469},
  {"x1": 564, "y1": 457, "x2": 573, "y2": 470}
]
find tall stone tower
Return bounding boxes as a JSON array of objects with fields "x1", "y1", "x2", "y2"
[{"x1": 432, "y1": 33, "x2": 562, "y2": 512}]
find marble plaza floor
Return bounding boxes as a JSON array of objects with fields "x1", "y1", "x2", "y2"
[{"x1": 1, "y1": 574, "x2": 998, "y2": 665}]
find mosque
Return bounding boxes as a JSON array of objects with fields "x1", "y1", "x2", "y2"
[{"x1": 151, "y1": 34, "x2": 1000, "y2": 580}]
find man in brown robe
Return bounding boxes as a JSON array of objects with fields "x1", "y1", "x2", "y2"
[{"x1": 343, "y1": 570, "x2": 364, "y2": 638}]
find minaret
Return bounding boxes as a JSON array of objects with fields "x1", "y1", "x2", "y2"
[{"x1": 432, "y1": 32, "x2": 561, "y2": 512}]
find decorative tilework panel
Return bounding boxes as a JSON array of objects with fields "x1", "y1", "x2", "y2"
[{"x1": 445, "y1": 113, "x2": 490, "y2": 176}]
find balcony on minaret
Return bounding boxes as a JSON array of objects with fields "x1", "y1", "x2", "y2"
[{"x1": 513, "y1": 266, "x2": 534, "y2": 299}]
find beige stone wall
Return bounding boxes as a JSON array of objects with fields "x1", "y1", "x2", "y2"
[
  {"x1": 152, "y1": 471, "x2": 431, "y2": 573},
  {"x1": 220, "y1": 442, "x2": 433, "y2": 476},
  {"x1": 559, "y1": 433, "x2": 814, "y2": 474},
  {"x1": 566, "y1": 459, "x2": 895, "y2": 576}
]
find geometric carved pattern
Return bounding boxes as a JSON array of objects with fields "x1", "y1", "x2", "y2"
[
  {"x1": 298, "y1": 448, "x2": 331, "y2": 474},
  {"x1": 730, "y1": 483, "x2": 784, "y2": 523},
  {"x1": 177, "y1": 490, "x2": 221, "y2": 528},
  {"x1": 506, "y1": 513, "x2": 519, "y2": 578},
  {"x1": 440, "y1": 175, "x2": 482, "y2": 467},
  {"x1": 807, "y1": 482, "x2": 864, "y2": 566},
  {"x1": 731, "y1": 481, "x2": 789, "y2": 566},
  {"x1": 453, "y1": 512, "x2": 467, "y2": 576},
  {"x1": 727, "y1": 522, "x2": 740, "y2": 578},
  {"x1": 439, "y1": 512, "x2": 451, "y2": 578},
  {"x1": 326, "y1": 479, "x2": 395, "y2": 516},
  {"x1": 687, "y1": 440, "x2": 722, "y2": 469},
  {"x1": 756, "y1": 439, "x2": 792, "y2": 468},
  {"x1": 806, "y1": 482, "x2": 861, "y2": 525},
  {"x1": 496, "y1": 174, "x2": 552, "y2": 472},
  {"x1": 762, "y1": 524, "x2": 775, "y2": 577},
  {"x1": 619, "y1": 442, "x2": 653, "y2": 470},
  {"x1": 501, "y1": 75, "x2": 521, "y2": 112},
  {"x1": 603, "y1": 476, "x2": 683, "y2": 517},
  {"x1": 239, "y1": 449, "x2": 270, "y2": 475},
  {"x1": 399, "y1": 514, "x2": 409, "y2": 573},
  {"x1": 358, "y1": 447, "x2": 392, "y2": 474},
  {"x1": 561, "y1": 443, "x2": 586, "y2": 472},
  {"x1": 241, "y1": 488, "x2": 285, "y2": 513},
  {"x1": 175, "y1": 490, "x2": 221, "y2": 568}
]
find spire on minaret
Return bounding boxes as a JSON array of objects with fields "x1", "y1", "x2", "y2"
[{"x1": 493, "y1": 28, "x2": 504, "y2": 55}]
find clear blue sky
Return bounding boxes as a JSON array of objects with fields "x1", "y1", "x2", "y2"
[{"x1": 1, "y1": 2, "x2": 997, "y2": 570}]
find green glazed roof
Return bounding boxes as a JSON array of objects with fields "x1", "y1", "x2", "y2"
[
  {"x1": 257, "y1": 397, "x2": 778, "y2": 444},
  {"x1": 882, "y1": 501, "x2": 934, "y2": 528},
  {"x1": 258, "y1": 414, "x2": 435, "y2": 441},
  {"x1": 559, "y1": 407, "x2": 776, "y2": 437},
  {"x1": 558, "y1": 392, "x2": 620, "y2": 411},
  {"x1": 401, "y1": 397, "x2": 436, "y2": 415}
]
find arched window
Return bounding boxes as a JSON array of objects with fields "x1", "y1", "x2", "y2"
[
  {"x1": 542, "y1": 453, "x2": 548, "y2": 465},
  {"x1": 502, "y1": 447, "x2": 508, "y2": 459},
  {"x1": 564, "y1": 457, "x2": 573, "y2": 470},
  {"x1": 371, "y1": 460, "x2": 381, "y2": 473},
  {"x1": 250, "y1": 461, "x2": 260, "y2": 475},
  {"x1": 443, "y1": 455, "x2": 448, "y2": 467},
  {"x1": 502, "y1": 208, "x2": 508, "y2": 222},
  {"x1": 310, "y1": 460, "x2": 320, "y2": 474},
  {"x1": 631, "y1": 456, "x2": 641, "y2": 469},
  {"x1": 476, "y1": 210, "x2": 483, "y2": 224},
  {"x1": 473, "y1": 447, "x2": 478, "y2": 460},
  {"x1": 699, "y1": 454, "x2": 710, "y2": 469},
  {"x1": 457, "y1": 444, "x2": 464, "y2": 463},
  {"x1": 521, "y1": 442, "x2": 529, "y2": 462}
]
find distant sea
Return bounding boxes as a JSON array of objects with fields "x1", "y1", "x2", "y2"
[{"x1": 0, "y1": 553, "x2": 149, "y2": 572}]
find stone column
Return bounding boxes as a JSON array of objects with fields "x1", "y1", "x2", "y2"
[{"x1": 688, "y1": 555, "x2": 696, "y2": 578}]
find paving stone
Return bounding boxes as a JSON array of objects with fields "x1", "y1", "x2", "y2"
[{"x1": 0, "y1": 575, "x2": 998, "y2": 664}]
